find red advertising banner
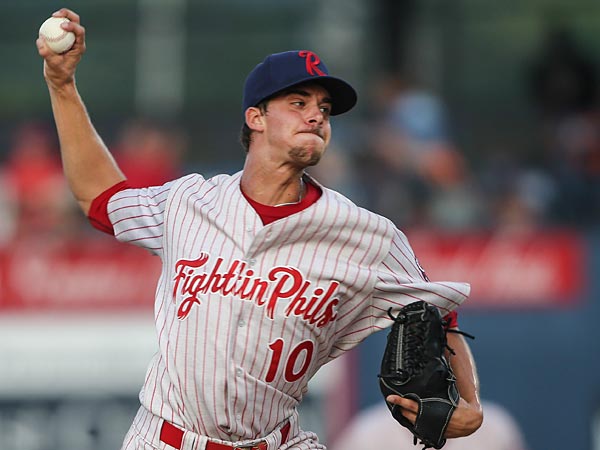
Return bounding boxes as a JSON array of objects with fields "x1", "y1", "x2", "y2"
[
  {"x1": 0, "y1": 230, "x2": 587, "y2": 311},
  {"x1": 408, "y1": 230, "x2": 587, "y2": 308},
  {"x1": 0, "y1": 238, "x2": 161, "y2": 311}
]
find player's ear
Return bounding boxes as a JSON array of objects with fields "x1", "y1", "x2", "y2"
[{"x1": 245, "y1": 106, "x2": 265, "y2": 132}]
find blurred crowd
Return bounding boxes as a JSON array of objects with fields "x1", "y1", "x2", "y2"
[
  {"x1": 313, "y1": 25, "x2": 600, "y2": 234},
  {"x1": 0, "y1": 119, "x2": 187, "y2": 245},
  {"x1": 1, "y1": 27, "x2": 598, "y2": 245}
]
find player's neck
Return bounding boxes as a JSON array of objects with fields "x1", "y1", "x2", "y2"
[{"x1": 241, "y1": 160, "x2": 306, "y2": 206}]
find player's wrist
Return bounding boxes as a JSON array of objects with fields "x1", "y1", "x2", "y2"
[{"x1": 46, "y1": 75, "x2": 77, "y2": 96}]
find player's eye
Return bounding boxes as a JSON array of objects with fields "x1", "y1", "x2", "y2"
[{"x1": 319, "y1": 105, "x2": 331, "y2": 115}]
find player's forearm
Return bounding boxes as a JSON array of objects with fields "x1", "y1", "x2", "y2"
[
  {"x1": 446, "y1": 332, "x2": 483, "y2": 435},
  {"x1": 48, "y1": 81, "x2": 125, "y2": 214},
  {"x1": 447, "y1": 333, "x2": 480, "y2": 404}
]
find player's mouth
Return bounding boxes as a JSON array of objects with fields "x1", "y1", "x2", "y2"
[{"x1": 298, "y1": 128, "x2": 324, "y2": 140}]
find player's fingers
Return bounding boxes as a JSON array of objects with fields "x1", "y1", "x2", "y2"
[
  {"x1": 386, "y1": 395, "x2": 419, "y2": 413},
  {"x1": 52, "y1": 14, "x2": 86, "y2": 38},
  {"x1": 36, "y1": 37, "x2": 56, "y2": 58},
  {"x1": 63, "y1": 21, "x2": 86, "y2": 43},
  {"x1": 398, "y1": 407, "x2": 417, "y2": 424},
  {"x1": 52, "y1": 8, "x2": 80, "y2": 24},
  {"x1": 51, "y1": 20, "x2": 86, "y2": 55},
  {"x1": 36, "y1": 37, "x2": 47, "y2": 54}
]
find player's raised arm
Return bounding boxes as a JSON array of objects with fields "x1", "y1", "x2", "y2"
[{"x1": 36, "y1": 8, "x2": 125, "y2": 215}]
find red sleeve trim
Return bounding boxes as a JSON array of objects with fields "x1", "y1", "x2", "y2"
[
  {"x1": 443, "y1": 311, "x2": 459, "y2": 330},
  {"x1": 87, "y1": 180, "x2": 131, "y2": 235}
]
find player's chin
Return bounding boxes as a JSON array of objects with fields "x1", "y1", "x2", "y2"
[
  {"x1": 290, "y1": 145, "x2": 324, "y2": 167},
  {"x1": 305, "y1": 154, "x2": 322, "y2": 167}
]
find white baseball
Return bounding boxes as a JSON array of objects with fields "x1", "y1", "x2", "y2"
[{"x1": 39, "y1": 17, "x2": 76, "y2": 54}]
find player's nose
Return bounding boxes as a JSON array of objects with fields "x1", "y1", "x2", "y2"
[{"x1": 305, "y1": 104, "x2": 326, "y2": 125}]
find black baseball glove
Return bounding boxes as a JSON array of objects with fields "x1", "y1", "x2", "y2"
[{"x1": 378, "y1": 301, "x2": 465, "y2": 449}]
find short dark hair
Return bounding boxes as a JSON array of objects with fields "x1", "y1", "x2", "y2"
[{"x1": 239, "y1": 100, "x2": 269, "y2": 153}]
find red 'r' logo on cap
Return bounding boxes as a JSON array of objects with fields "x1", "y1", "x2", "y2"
[{"x1": 299, "y1": 50, "x2": 326, "y2": 76}]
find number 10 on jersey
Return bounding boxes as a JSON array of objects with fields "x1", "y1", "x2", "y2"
[{"x1": 265, "y1": 338, "x2": 315, "y2": 383}]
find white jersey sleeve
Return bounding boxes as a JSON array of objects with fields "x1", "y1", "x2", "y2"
[
  {"x1": 107, "y1": 174, "x2": 198, "y2": 258},
  {"x1": 373, "y1": 228, "x2": 470, "y2": 316},
  {"x1": 328, "y1": 219, "x2": 470, "y2": 358}
]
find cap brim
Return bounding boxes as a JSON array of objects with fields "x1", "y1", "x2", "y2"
[
  {"x1": 260, "y1": 76, "x2": 357, "y2": 116},
  {"x1": 311, "y1": 77, "x2": 357, "y2": 115}
]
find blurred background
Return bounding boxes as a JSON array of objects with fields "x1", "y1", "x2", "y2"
[{"x1": 1, "y1": 0, "x2": 600, "y2": 449}]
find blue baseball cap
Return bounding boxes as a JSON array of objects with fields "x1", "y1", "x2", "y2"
[{"x1": 242, "y1": 50, "x2": 357, "y2": 116}]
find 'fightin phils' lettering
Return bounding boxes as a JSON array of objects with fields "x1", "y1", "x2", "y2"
[{"x1": 172, "y1": 253, "x2": 339, "y2": 327}]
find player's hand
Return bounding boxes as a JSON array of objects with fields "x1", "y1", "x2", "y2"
[
  {"x1": 386, "y1": 395, "x2": 483, "y2": 438},
  {"x1": 36, "y1": 8, "x2": 86, "y2": 90}
]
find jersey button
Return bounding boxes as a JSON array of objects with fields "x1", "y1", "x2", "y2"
[
  {"x1": 248, "y1": 258, "x2": 256, "y2": 266},
  {"x1": 238, "y1": 320, "x2": 246, "y2": 327},
  {"x1": 236, "y1": 368, "x2": 243, "y2": 377}
]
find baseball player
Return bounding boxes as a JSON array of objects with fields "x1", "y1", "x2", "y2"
[{"x1": 37, "y1": 9, "x2": 483, "y2": 450}]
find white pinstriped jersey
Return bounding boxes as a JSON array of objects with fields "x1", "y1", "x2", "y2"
[{"x1": 106, "y1": 171, "x2": 470, "y2": 443}]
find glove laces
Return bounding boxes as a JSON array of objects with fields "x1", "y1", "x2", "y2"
[{"x1": 386, "y1": 308, "x2": 428, "y2": 380}]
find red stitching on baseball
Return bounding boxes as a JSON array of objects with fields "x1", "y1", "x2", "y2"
[
  {"x1": 40, "y1": 19, "x2": 70, "y2": 43},
  {"x1": 40, "y1": 30, "x2": 69, "y2": 43}
]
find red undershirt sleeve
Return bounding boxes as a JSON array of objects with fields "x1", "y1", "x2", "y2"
[
  {"x1": 443, "y1": 311, "x2": 459, "y2": 329},
  {"x1": 87, "y1": 180, "x2": 131, "y2": 235}
]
